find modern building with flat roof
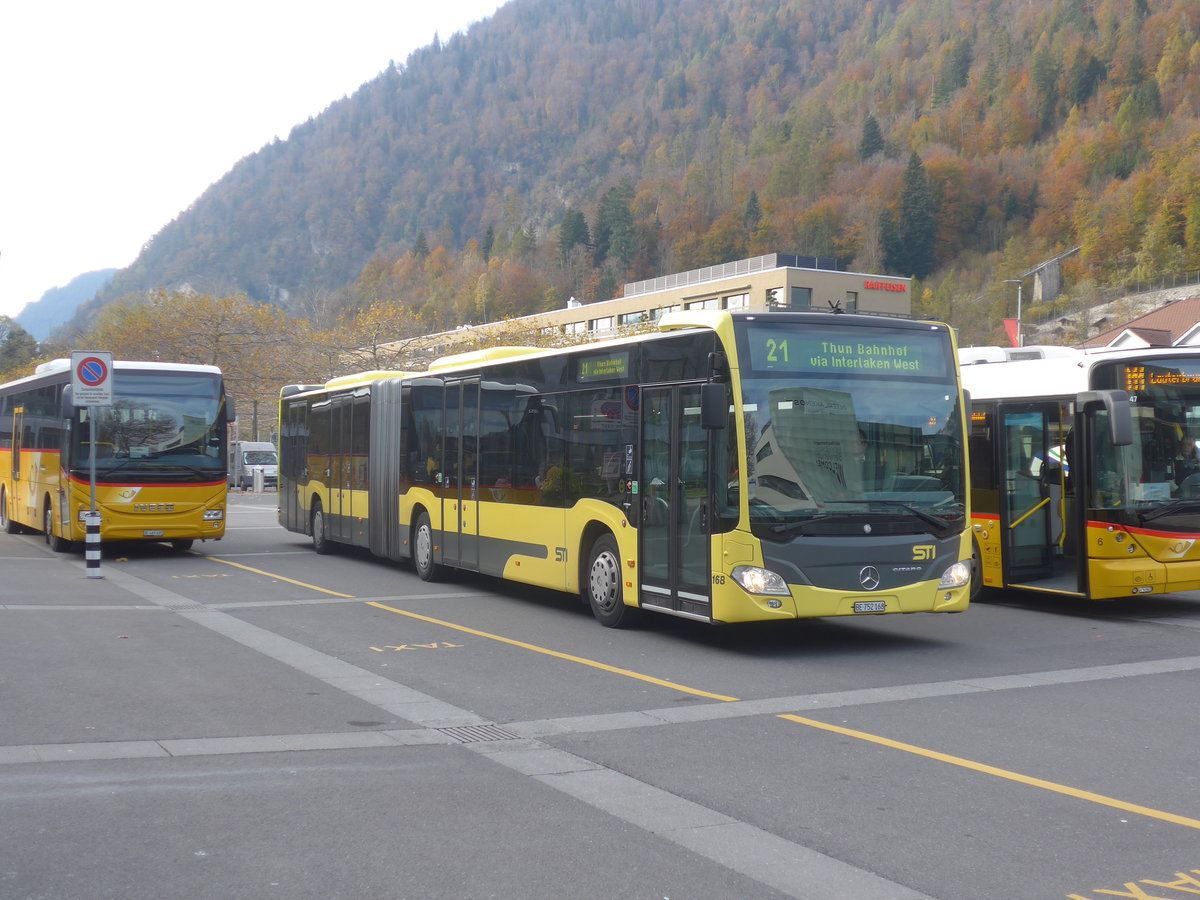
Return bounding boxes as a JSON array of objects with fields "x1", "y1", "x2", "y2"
[{"x1": 386, "y1": 254, "x2": 913, "y2": 359}]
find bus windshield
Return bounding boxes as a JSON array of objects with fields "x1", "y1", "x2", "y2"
[
  {"x1": 1094, "y1": 357, "x2": 1200, "y2": 513},
  {"x1": 71, "y1": 371, "x2": 227, "y2": 482},
  {"x1": 735, "y1": 321, "x2": 965, "y2": 538}
]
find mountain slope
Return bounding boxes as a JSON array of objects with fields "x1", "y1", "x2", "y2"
[{"x1": 77, "y1": 0, "x2": 1200, "y2": 345}]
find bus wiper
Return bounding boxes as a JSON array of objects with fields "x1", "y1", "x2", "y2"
[
  {"x1": 1139, "y1": 500, "x2": 1200, "y2": 523},
  {"x1": 868, "y1": 500, "x2": 953, "y2": 532},
  {"x1": 770, "y1": 514, "x2": 836, "y2": 535}
]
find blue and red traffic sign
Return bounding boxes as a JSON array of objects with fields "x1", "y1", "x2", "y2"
[
  {"x1": 70, "y1": 350, "x2": 114, "y2": 406},
  {"x1": 76, "y1": 356, "x2": 108, "y2": 386}
]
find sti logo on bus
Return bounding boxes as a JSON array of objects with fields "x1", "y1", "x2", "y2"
[{"x1": 912, "y1": 545, "x2": 935, "y2": 560}]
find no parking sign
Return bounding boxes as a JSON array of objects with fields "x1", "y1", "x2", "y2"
[{"x1": 71, "y1": 351, "x2": 113, "y2": 407}]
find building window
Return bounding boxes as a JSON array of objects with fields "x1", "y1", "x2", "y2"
[
  {"x1": 725, "y1": 293, "x2": 749, "y2": 310},
  {"x1": 685, "y1": 297, "x2": 721, "y2": 310},
  {"x1": 791, "y1": 286, "x2": 813, "y2": 308},
  {"x1": 844, "y1": 291, "x2": 858, "y2": 311},
  {"x1": 589, "y1": 316, "x2": 615, "y2": 333},
  {"x1": 618, "y1": 311, "x2": 646, "y2": 327}
]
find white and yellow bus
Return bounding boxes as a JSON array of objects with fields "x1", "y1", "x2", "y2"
[
  {"x1": 0, "y1": 359, "x2": 234, "y2": 551},
  {"x1": 960, "y1": 344, "x2": 1200, "y2": 600},
  {"x1": 279, "y1": 310, "x2": 972, "y2": 626}
]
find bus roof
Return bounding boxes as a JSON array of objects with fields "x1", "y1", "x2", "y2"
[
  {"x1": 959, "y1": 344, "x2": 1200, "y2": 400},
  {"x1": 1, "y1": 358, "x2": 222, "y2": 392}
]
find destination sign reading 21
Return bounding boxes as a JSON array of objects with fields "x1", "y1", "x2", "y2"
[{"x1": 746, "y1": 324, "x2": 949, "y2": 377}]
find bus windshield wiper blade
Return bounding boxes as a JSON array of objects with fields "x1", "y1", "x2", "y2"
[
  {"x1": 868, "y1": 500, "x2": 952, "y2": 532},
  {"x1": 770, "y1": 514, "x2": 835, "y2": 534},
  {"x1": 1139, "y1": 500, "x2": 1200, "y2": 523}
]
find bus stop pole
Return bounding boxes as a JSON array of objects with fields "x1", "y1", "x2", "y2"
[{"x1": 85, "y1": 405, "x2": 101, "y2": 579}]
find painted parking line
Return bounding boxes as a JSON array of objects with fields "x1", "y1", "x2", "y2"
[
  {"x1": 207, "y1": 556, "x2": 356, "y2": 598},
  {"x1": 777, "y1": 713, "x2": 1200, "y2": 832},
  {"x1": 367, "y1": 601, "x2": 738, "y2": 702},
  {"x1": 203, "y1": 558, "x2": 1200, "y2": 834},
  {"x1": 371, "y1": 599, "x2": 1200, "y2": 834}
]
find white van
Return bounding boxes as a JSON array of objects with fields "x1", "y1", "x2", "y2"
[{"x1": 229, "y1": 440, "x2": 278, "y2": 491}]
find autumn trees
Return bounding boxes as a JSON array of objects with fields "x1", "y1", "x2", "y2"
[{"x1": 45, "y1": 0, "x2": 1200, "y2": 355}]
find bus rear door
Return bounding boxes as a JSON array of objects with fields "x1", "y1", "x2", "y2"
[
  {"x1": 441, "y1": 378, "x2": 480, "y2": 571},
  {"x1": 639, "y1": 384, "x2": 712, "y2": 619}
]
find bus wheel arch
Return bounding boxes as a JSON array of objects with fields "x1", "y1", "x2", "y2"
[
  {"x1": 582, "y1": 529, "x2": 638, "y2": 628},
  {"x1": 1, "y1": 486, "x2": 16, "y2": 534},
  {"x1": 970, "y1": 535, "x2": 985, "y2": 601},
  {"x1": 43, "y1": 496, "x2": 70, "y2": 552},
  {"x1": 412, "y1": 507, "x2": 444, "y2": 582},
  {"x1": 310, "y1": 497, "x2": 334, "y2": 555}
]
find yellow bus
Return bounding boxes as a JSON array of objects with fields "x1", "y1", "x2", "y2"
[
  {"x1": 279, "y1": 310, "x2": 972, "y2": 626},
  {"x1": 0, "y1": 359, "x2": 234, "y2": 551},
  {"x1": 959, "y1": 344, "x2": 1200, "y2": 600}
]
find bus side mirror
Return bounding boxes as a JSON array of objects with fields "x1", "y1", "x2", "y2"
[
  {"x1": 1079, "y1": 389, "x2": 1132, "y2": 446},
  {"x1": 226, "y1": 396, "x2": 236, "y2": 422},
  {"x1": 61, "y1": 385, "x2": 73, "y2": 418},
  {"x1": 701, "y1": 383, "x2": 726, "y2": 430}
]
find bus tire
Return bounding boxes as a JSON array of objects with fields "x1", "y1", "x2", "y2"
[
  {"x1": 585, "y1": 533, "x2": 637, "y2": 628},
  {"x1": 413, "y1": 511, "x2": 443, "y2": 582},
  {"x1": 44, "y1": 502, "x2": 70, "y2": 553},
  {"x1": 171, "y1": 539, "x2": 194, "y2": 552},
  {"x1": 311, "y1": 500, "x2": 334, "y2": 555},
  {"x1": 1, "y1": 487, "x2": 18, "y2": 534}
]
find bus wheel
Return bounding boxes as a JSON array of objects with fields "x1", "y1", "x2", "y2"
[
  {"x1": 171, "y1": 539, "x2": 194, "y2": 552},
  {"x1": 311, "y1": 500, "x2": 334, "y2": 555},
  {"x1": 413, "y1": 511, "x2": 443, "y2": 582},
  {"x1": 585, "y1": 534, "x2": 637, "y2": 628},
  {"x1": 1, "y1": 488, "x2": 17, "y2": 534},
  {"x1": 44, "y1": 503, "x2": 70, "y2": 553}
]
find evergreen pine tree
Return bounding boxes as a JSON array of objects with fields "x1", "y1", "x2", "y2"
[
  {"x1": 859, "y1": 113, "x2": 884, "y2": 160},
  {"x1": 743, "y1": 191, "x2": 762, "y2": 233},
  {"x1": 557, "y1": 209, "x2": 591, "y2": 265},
  {"x1": 898, "y1": 152, "x2": 937, "y2": 278}
]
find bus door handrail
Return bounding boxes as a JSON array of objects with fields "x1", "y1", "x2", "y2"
[{"x1": 1008, "y1": 497, "x2": 1050, "y2": 529}]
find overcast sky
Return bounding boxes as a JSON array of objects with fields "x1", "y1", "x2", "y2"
[{"x1": 0, "y1": 0, "x2": 507, "y2": 321}]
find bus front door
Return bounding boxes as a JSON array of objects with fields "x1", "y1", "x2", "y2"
[
  {"x1": 441, "y1": 378, "x2": 480, "y2": 571},
  {"x1": 639, "y1": 385, "x2": 712, "y2": 619},
  {"x1": 1000, "y1": 404, "x2": 1069, "y2": 588}
]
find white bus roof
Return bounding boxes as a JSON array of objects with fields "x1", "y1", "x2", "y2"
[{"x1": 959, "y1": 345, "x2": 1198, "y2": 400}]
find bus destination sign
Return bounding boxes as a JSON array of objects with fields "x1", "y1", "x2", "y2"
[
  {"x1": 746, "y1": 326, "x2": 948, "y2": 377},
  {"x1": 578, "y1": 351, "x2": 630, "y2": 383}
]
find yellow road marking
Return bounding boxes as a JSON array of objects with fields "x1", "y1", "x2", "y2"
[
  {"x1": 367, "y1": 601, "x2": 738, "y2": 701},
  {"x1": 202, "y1": 557, "x2": 1198, "y2": 830},
  {"x1": 207, "y1": 557, "x2": 356, "y2": 598},
  {"x1": 779, "y1": 714, "x2": 1200, "y2": 831}
]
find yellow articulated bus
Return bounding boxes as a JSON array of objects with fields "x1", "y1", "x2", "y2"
[
  {"x1": 960, "y1": 343, "x2": 1200, "y2": 600},
  {"x1": 0, "y1": 359, "x2": 234, "y2": 551},
  {"x1": 279, "y1": 310, "x2": 972, "y2": 627}
]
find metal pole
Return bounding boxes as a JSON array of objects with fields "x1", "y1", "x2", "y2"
[
  {"x1": 1016, "y1": 282, "x2": 1023, "y2": 347},
  {"x1": 88, "y1": 405, "x2": 97, "y2": 515},
  {"x1": 86, "y1": 405, "x2": 101, "y2": 578}
]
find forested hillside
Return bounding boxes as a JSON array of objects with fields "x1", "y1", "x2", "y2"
[{"x1": 72, "y1": 0, "x2": 1200, "y2": 346}]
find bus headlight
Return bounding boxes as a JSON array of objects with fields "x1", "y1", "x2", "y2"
[
  {"x1": 938, "y1": 561, "x2": 971, "y2": 589},
  {"x1": 732, "y1": 565, "x2": 791, "y2": 596},
  {"x1": 203, "y1": 509, "x2": 225, "y2": 521}
]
